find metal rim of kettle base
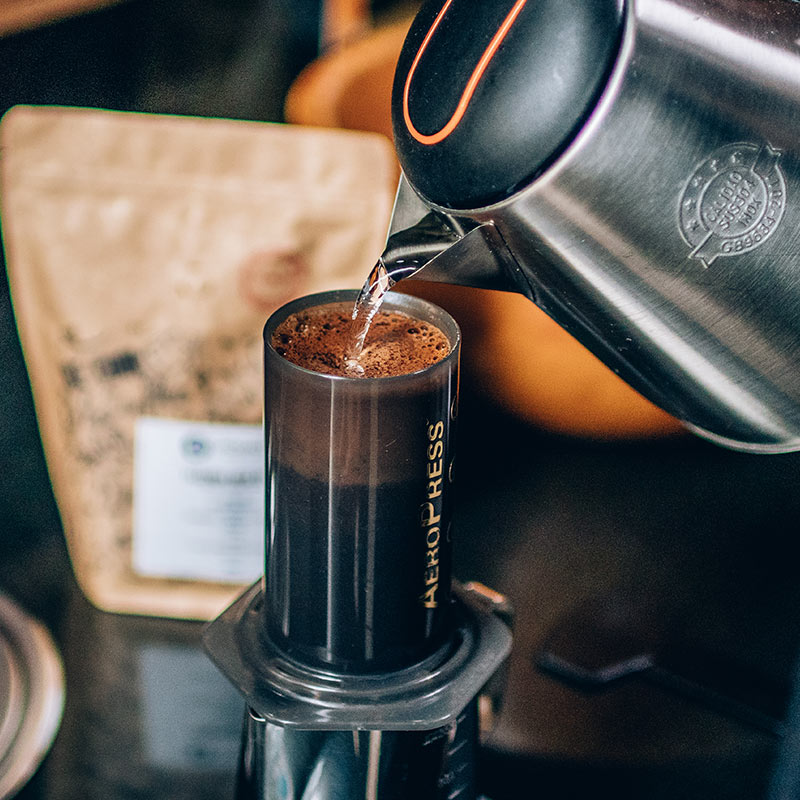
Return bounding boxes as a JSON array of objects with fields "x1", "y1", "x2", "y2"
[
  {"x1": 203, "y1": 581, "x2": 512, "y2": 731},
  {"x1": 0, "y1": 592, "x2": 65, "y2": 800}
]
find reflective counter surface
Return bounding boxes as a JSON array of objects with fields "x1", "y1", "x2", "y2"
[{"x1": 3, "y1": 385, "x2": 800, "y2": 800}]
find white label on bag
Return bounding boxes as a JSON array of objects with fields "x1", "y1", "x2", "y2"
[{"x1": 132, "y1": 416, "x2": 264, "y2": 583}]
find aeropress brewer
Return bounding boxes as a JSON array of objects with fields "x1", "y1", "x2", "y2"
[{"x1": 204, "y1": 289, "x2": 511, "y2": 799}]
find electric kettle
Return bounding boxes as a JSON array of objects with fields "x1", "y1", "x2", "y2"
[{"x1": 380, "y1": 0, "x2": 800, "y2": 453}]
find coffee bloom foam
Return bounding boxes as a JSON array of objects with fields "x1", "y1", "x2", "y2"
[{"x1": 272, "y1": 302, "x2": 450, "y2": 378}]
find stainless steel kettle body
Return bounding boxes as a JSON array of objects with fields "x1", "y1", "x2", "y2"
[{"x1": 385, "y1": 0, "x2": 800, "y2": 453}]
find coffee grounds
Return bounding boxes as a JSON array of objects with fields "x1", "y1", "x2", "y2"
[{"x1": 272, "y1": 301, "x2": 450, "y2": 378}]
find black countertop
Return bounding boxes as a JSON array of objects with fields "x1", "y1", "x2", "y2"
[{"x1": 3, "y1": 383, "x2": 800, "y2": 799}]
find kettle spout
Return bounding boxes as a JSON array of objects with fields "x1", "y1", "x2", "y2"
[{"x1": 380, "y1": 175, "x2": 528, "y2": 295}]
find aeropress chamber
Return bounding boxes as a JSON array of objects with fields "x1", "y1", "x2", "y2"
[{"x1": 204, "y1": 289, "x2": 511, "y2": 799}]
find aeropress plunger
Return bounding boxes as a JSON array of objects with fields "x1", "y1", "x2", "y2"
[{"x1": 204, "y1": 289, "x2": 511, "y2": 799}]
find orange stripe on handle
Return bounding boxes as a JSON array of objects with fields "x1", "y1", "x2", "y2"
[{"x1": 403, "y1": 0, "x2": 528, "y2": 146}]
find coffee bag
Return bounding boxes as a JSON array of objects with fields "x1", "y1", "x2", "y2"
[{"x1": 0, "y1": 105, "x2": 395, "y2": 619}]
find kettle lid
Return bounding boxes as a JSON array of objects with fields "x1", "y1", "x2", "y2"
[{"x1": 392, "y1": 0, "x2": 625, "y2": 210}]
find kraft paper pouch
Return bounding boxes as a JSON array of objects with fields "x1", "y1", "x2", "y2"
[{"x1": 1, "y1": 105, "x2": 395, "y2": 619}]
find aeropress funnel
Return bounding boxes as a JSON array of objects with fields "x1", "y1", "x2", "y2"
[{"x1": 204, "y1": 289, "x2": 511, "y2": 799}]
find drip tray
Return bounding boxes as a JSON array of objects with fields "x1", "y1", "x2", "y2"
[{"x1": 0, "y1": 592, "x2": 65, "y2": 799}]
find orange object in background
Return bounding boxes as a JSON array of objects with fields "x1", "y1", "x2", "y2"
[
  {"x1": 320, "y1": 0, "x2": 371, "y2": 49},
  {"x1": 286, "y1": 17, "x2": 407, "y2": 145},
  {"x1": 286, "y1": 11, "x2": 684, "y2": 441},
  {"x1": 401, "y1": 282, "x2": 683, "y2": 441}
]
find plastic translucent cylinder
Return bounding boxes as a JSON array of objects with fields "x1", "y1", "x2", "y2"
[{"x1": 261, "y1": 289, "x2": 460, "y2": 673}]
